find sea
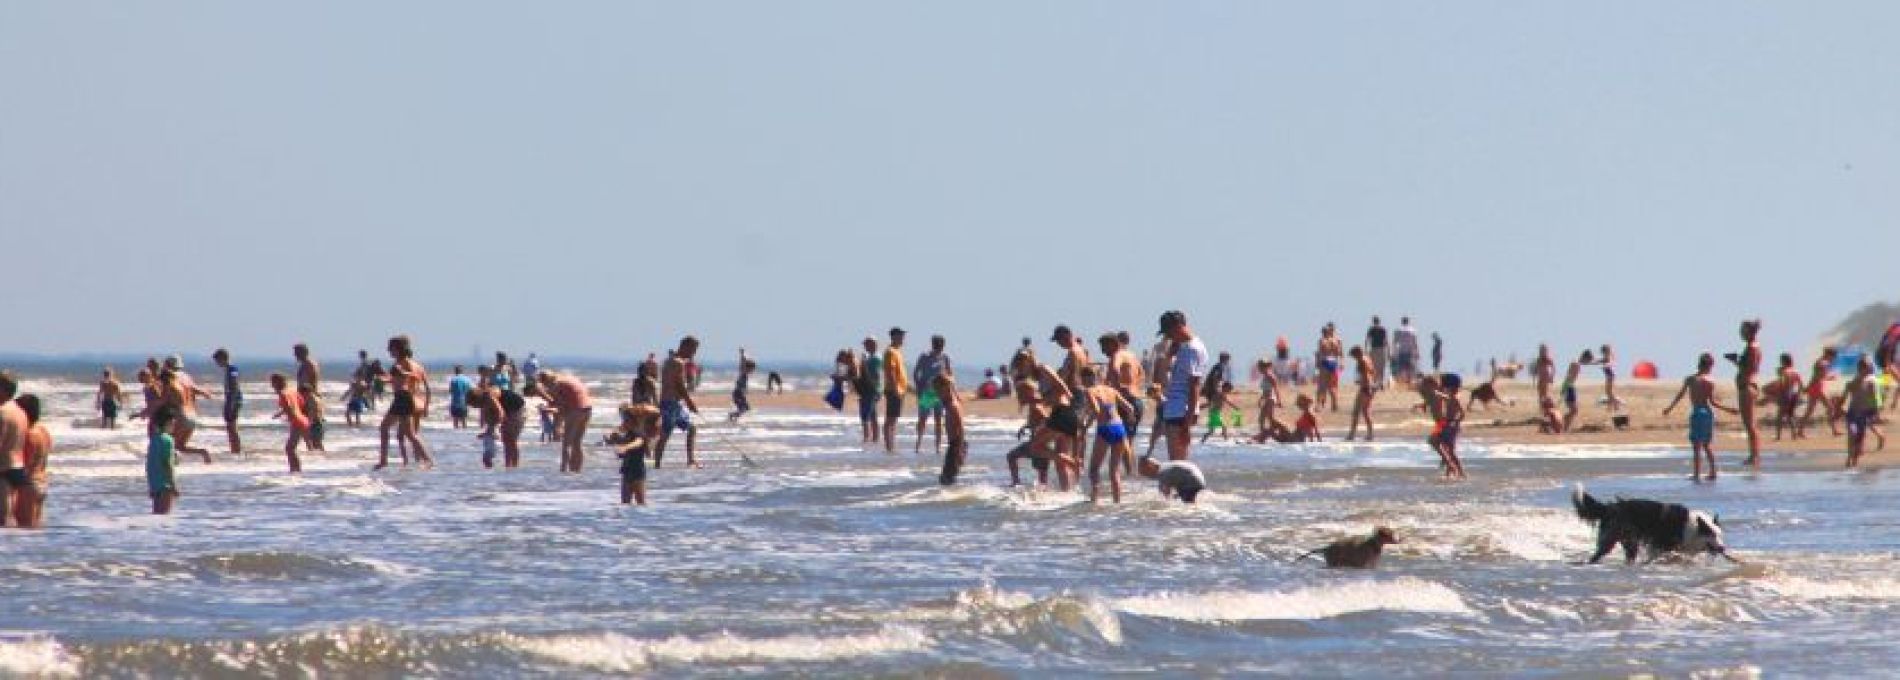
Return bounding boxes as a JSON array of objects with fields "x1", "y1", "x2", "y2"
[{"x1": 1, "y1": 360, "x2": 1897, "y2": 677}]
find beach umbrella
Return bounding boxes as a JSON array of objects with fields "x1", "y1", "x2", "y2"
[{"x1": 1632, "y1": 361, "x2": 1659, "y2": 380}]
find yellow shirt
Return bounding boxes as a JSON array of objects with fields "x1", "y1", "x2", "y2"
[{"x1": 884, "y1": 347, "x2": 909, "y2": 395}]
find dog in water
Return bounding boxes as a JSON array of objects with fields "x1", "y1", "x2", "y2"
[
  {"x1": 1572, "y1": 485, "x2": 1734, "y2": 564},
  {"x1": 1298, "y1": 527, "x2": 1400, "y2": 568}
]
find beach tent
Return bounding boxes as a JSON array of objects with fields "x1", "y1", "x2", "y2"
[{"x1": 1632, "y1": 361, "x2": 1659, "y2": 380}]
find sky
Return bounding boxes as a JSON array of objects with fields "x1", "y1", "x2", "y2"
[{"x1": 3, "y1": 2, "x2": 1897, "y2": 372}]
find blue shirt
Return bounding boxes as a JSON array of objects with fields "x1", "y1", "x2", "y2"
[
  {"x1": 1162, "y1": 336, "x2": 1209, "y2": 419},
  {"x1": 448, "y1": 375, "x2": 472, "y2": 408},
  {"x1": 223, "y1": 364, "x2": 242, "y2": 404}
]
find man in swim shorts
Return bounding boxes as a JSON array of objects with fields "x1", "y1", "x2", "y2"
[
  {"x1": 0, "y1": 372, "x2": 26, "y2": 526},
  {"x1": 912, "y1": 335, "x2": 950, "y2": 454},
  {"x1": 882, "y1": 328, "x2": 909, "y2": 454},
  {"x1": 1664, "y1": 353, "x2": 1737, "y2": 482},
  {"x1": 655, "y1": 336, "x2": 702, "y2": 469}
]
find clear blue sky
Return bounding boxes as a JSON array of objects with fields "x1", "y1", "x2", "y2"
[{"x1": 4, "y1": 3, "x2": 1897, "y2": 372}]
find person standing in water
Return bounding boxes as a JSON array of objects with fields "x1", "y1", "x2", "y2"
[
  {"x1": 729, "y1": 349, "x2": 755, "y2": 422},
  {"x1": 541, "y1": 371, "x2": 593, "y2": 473},
  {"x1": 1365, "y1": 316, "x2": 1389, "y2": 388},
  {"x1": 882, "y1": 328, "x2": 910, "y2": 455},
  {"x1": 1345, "y1": 346, "x2": 1378, "y2": 441},
  {"x1": 1392, "y1": 317, "x2": 1421, "y2": 387},
  {"x1": 15, "y1": 395, "x2": 50, "y2": 528},
  {"x1": 1732, "y1": 319, "x2": 1764, "y2": 469},
  {"x1": 1158, "y1": 310, "x2": 1209, "y2": 462},
  {"x1": 97, "y1": 368, "x2": 123, "y2": 429},
  {"x1": 158, "y1": 359, "x2": 213, "y2": 463},
  {"x1": 1800, "y1": 347, "x2": 1840, "y2": 438},
  {"x1": 1431, "y1": 332, "x2": 1444, "y2": 373},
  {"x1": 912, "y1": 335, "x2": 950, "y2": 454},
  {"x1": 268, "y1": 373, "x2": 307, "y2": 474},
  {"x1": 146, "y1": 406, "x2": 181, "y2": 515},
  {"x1": 447, "y1": 365, "x2": 473, "y2": 429},
  {"x1": 212, "y1": 349, "x2": 244, "y2": 456},
  {"x1": 856, "y1": 337, "x2": 883, "y2": 446},
  {"x1": 1598, "y1": 344, "x2": 1624, "y2": 412},
  {"x1": 0, "y1": 373, "x2": 26, "y2": 526},
  {"x1": 1315, "y1": 324, "x2": 1344, "y2": 412},
  {"x1": 655, "y1": 336, "x2": 703, "y2": 469},
  {"x1": 374, "y1": 335, "x2": 433, "y2": 471},
  {"x1": 1103, "y1": 332, "x2": 1146, "y2": 459}
]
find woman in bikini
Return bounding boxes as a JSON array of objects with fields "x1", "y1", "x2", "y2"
[
  {"x1": 1733, "y1": 320, "x2": 1763, "y2": 468},
  {"x1": 1079, "y1": 366, "x2": 1136, "y2": 503},
  {"x1": 1598, "y1": 344, "x2": 1624, "y2": 412},
  {"x1": 1345, "y1": 346, "x2": 1377, "y2": 441},
  {"x1": 1316, "y1": 325, "x2": 1344, "y2": 413},
  {"x1": 375, "y1": 335, "x2": 434, "y2": 470}
]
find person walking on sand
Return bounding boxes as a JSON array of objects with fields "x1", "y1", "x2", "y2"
[
  {"x1": 1158, "y1": 310, "x2": 1209, "y2": 461},
  {"x1": 1731, "y1": 319, "x2": 1764, "y2": 469},
  {"x1": 1664, "y1": 353, "x2": 1737, "y2": 482},
  {"x1": 1800, "y1": 347, "x2": 1840, "y2": 438},
  {"x1": 374, "y1": 335, "x2": 433, "y2": 471},
  {"x1": 1345, "y1": 346, "x2": 1378, "y2": 441},
  {"x1": 97, "y1": 368, "x2": 124, "y2": 429},
  {"x1": 912, "y1": 335, "x2": 950, "y2": 454},
  {"x1": 655, "y1": 336, "x2": 703, "y2": 469},
  {"x1": 1365, "y1": 317, "x2": 1390, "y2": 388},
  {"x1": 1392, "y1": 317, "x2": 1420, "y2": 387}
]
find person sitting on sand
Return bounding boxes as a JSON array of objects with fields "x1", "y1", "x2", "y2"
[
  {"x1": 1256, "y1": 394, "x2": 1322, "y2": 444},
  {"x1": 1137, "y1": 455, "x2": 1205, "y2": 504},
  {"x1": 1537, "y1": 396, "x2": 1564, "y2": 435},
  {"x1": 1663, "y1": 353, "x2": 1738, "y2": 482}
]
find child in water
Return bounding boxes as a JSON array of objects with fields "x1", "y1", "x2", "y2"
[
  {"x1": 1663, "y1": 353, "x2": 1738, "y2": 482},
  {"x1": 1199, "y1": 382, "x2": 1241, "y2": 444},
  {"x1": 147, "y1": 406, "x2": 181, "y2": 514},
  {"x1": 616, "y1": 404, "x2": 660, "y2": 505}
]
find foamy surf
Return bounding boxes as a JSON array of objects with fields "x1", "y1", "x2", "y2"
[
  {"x1": 0, "y1": 632, "x2": 79, "y2": 677},
  {"x1": 510, "y1": 627, "x2": 930, "y2": 671},
  {"x1": 1113, "y1": 578, "x2": 1474, "y2": 622}
]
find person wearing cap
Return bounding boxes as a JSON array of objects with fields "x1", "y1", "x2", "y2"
[
  {"x1": 912, "y1": 335, "x2": 951, "y2": 454},
  {"x1": 1157, "y1": 310, "x2": 1209, "y2": 461},
  {"x1": 881, "y1": 328, "x2": 910, "y2": 454}
]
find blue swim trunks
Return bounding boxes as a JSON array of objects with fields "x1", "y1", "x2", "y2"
[
  {"x1": 1097, "y1": 422, "x2": 1128, "y2": 445},
  {"x1": 661, "y1": 399, "x2": 694, "y2": 432},
  {"x1": 1688, "y1": 405, "x2": 1715, "y2": 445}
]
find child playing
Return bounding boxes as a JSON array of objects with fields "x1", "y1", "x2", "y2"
[
  {"x1": 1663, "y1": 353, "x2": 1738, "y2": 481},
  {"x1": 1433, "y1": 374, "x2": 1468, "y2": 480},
  {"x1": 269, "y1": 373, "x2": 307, "y2": 473},
  {"x1": 1844, "y1": 357, "x2": 1883, "y2": 468},
  {"x1": 1200, "y1": 382, "x2": 1241, "y2": 444},
  {"x1": 1255, "y1": 394, "x2": 1322, "y2": 444},
  {"x1": 1799, "y1": 347, "x2": 1840, "y2": 438},
  {"x1": 1537, "y1": 396, "x2": 1564, "y2": 434},
  {"x1": 616, "y1": 404, "x2": 661, "y2": 505},
  {"x1": 470, "y1": 374, "x2": 503, "y2": 468},
  {"x1": 147, "y1": 406, "x2": 181, "y2": 514},
  {"x1": 936, "y1": 372, "x2": 968, "y2": 486},
  {"x1": 1562, "y1": 350, "x2": 1591, "y2": 432}
]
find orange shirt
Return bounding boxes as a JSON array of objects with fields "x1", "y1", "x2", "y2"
[{"x1": 280, "y1": 390, "x2": 310, "y2": 430}]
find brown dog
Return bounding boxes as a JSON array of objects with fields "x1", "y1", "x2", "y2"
[
  {"x1": 1298, "y1": 527, "x2": 1400, "y2": 568},
  {"x1": 1466, "y1": 379, "x2": 1511, "y2": 411}
]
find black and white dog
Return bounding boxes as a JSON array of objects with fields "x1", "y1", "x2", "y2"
[{"x1": 1571, "y1": 485, "x2": 1734, "y2": 564}]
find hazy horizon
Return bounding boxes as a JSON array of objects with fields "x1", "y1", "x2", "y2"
[{"x1": 5, "y1": 3, "x2": 1898, "y2": 374}]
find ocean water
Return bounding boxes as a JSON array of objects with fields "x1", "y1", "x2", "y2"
[{"x1": 3, "y1": 369, "x2": 1899, "y2": 677}]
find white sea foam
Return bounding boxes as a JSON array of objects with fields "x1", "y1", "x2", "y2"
[
  {"x1": 0, "y1": 633, "x2": 79, "y2": 676},
  {"x1": 512, "y1": 627, "x2": 930, "y2": 671},
  {"x1": 1113, "y1": 578, "x2": 1473, "y2": 622},
  {"x1": 1755, "y1": 575, "x2": 1900, "y2": 601}
]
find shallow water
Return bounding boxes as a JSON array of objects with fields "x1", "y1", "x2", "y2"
[{"x1": 4, "y1": 372, "x2": 1899, "y2": 677}]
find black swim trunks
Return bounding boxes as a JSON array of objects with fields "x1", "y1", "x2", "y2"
[
  {"x1": 621, "y1": 448, "x2": 648, "y2": 482},
  {"x1": 1046, "y1": 404, "x2": 1083, "y2": 437},
  {"x1": 884, "y1": 391, "x2": 903, "y2": 420},
  {"x1": 389, "y1": 391, "x2": 417, "y2": 417}
]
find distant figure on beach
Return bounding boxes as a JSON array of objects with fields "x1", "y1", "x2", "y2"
[
  {"x1": 212, "y1": 349, "x2": 244, "y2": 456},
  {"x1": 766, "y1": 371, "x2": 784, "y2": 395},
  {"x1": 146, "y1": 405, "x2": 180, "y2": 515},
  {"x1": 616, "y1": 404, "x2": 659, "y2": 505},
  {"x1": 1315, "y1": 324, "x2": 1343, "y2": 412},
  {"x1": 912, "y1": 335, "x2": 950, "y2": 454},
  {"x1": 1844, "y1": 357, "x2": 1884, "y2": 468},
  {"x1": 522, "y1": 353, "x2": 542, "y2": 388},
  {"x1": 470, "y1": 368, "x2": 502, "y2": 468},
  {"x1": 1562, "y1": 350, "x2": 1590, "y2": 432},
  {"x1": 1769, "y1": 353, "x2": 1803, "y2": 441},
  {"x1": 1365, "y1": 317, "x2": 1389, "y2": 388},
  {"x1": 1533, "y1": 344, "x2": 1556, "y2": 407},
  {"x1": 300, "y1": 384, "x2": 326, "y2": 452},
  {"x1": 1431, "y1": 332, "x2": 1444, "y2": 373},
  {"x1": 1138, "y1": 456, "x2": 1205, "y2": 504},
  {"x1": 1253, "y1": 359, "x2": 1284, "y2": 440},
  {"x1": 730, "y1": 349, "x2": 755, "y2": 422},
  {"x1": 655, "y1": 336, "x2": 703, "y2": 469},
  {"x1": 354, "y1": 350, "x2": 378, "y2": 410},
  {"x1": 1800, "y1": 347, "x2": 1840, "y2": 438},
  {"x1": 1597, "y1": 344, "x2": 1624, "y2": 412},
  {"x1": 1158, "y1": 310, "x2": 1208, "y2": 461},
  {"x1": 343, "y1": 380, "x2": 368, "y2": 427},
  {"x1": 97, "y1": 368, "x2": 123, "y2": 429},
  {"x1": 268, "y1": 373, "x2": 306, "y2": 473},
  {"x1": 1433, "y1": 374, "x2": 1468, "y2": 479},
  {"x1": 1663, "y1": 353, "x2": 1736, "y2": 482},
  {"x1": 374, "y1": 335, "x2": 433, "y2": 471},
  {"x1": 857, "y1": 337, "x2": 883, "y2": 446},
  {"x1": 1392, "y1": 317, "x2": 1420, "y2": 387},
  {"x1": 489, "y1": 351, "x2": 518, "y2": 392},
  {"x1": 1731, "y1": 320, "x2": 1764, "y2": 469},
  {"x1": 1345, "y1": 346, "x2": 1377, "y2": 442}
]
